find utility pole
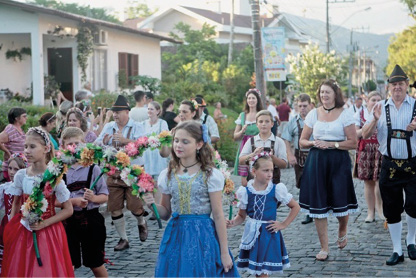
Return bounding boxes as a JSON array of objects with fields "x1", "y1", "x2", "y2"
[
  {"x1": 250, "y1": 0, "x2": 266, "y2": 104},
  {"x1": 348, "y1": 29, "x2": 353, "y2": 98},
  {"x1": 326, "y1": 0, "x2": 355, "y2": 53},
  {"x1": 228, "y1": 0, "x2": 235, "y2": 66}
]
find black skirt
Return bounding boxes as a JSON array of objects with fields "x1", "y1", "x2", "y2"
[{"x1": 299, "y1": 148, "x2": 359, "y2": 218}]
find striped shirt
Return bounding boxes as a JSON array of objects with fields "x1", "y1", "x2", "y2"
[
  {"x1": 2, "y1": 124, "x2": 26, "y2": 171},
  {"x1": 365, "y1": 95, "x2": 416, "y2": 159}
]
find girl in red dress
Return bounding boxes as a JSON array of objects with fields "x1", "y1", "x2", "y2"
[
  {"x1": 0, "y1": 153, "x2": 28, "y2": 273},
  {"x1": 1, "y1": 127, "x2": 74, "y2": 277}
]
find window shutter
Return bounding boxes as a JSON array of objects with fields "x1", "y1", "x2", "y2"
[
  {"x1": 132, "y1": 54, "x2": 139, "y2": 77},
  {"x1": 118, "y1": 52, "x2": 128, "y2": 83}
]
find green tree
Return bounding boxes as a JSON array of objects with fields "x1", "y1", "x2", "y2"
[
  {"x1": 387, "y1": 25, "x2": 416, "y2": 81},
  {"x1": 286, "y1": 43, "x2": 347, "y2": 101},
  {"x1": 401, "y1": 0, "x2": 416, "y2": 19},
  {"x1": 28, "y1": 0, "x2": 121, "y2": 24},
  {"x1": 125, "y1": 0, "x2": 157, "y2": 19}
]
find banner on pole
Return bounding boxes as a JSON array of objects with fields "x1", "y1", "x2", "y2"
[{"x1": 261, "y1": 27, "x2": 286, "y2": 82}]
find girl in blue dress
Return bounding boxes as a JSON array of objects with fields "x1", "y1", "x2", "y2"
[
  {"x1": 143, "y1": 121, "x2": 239, "y2": 277},
  {"x1": 227, "y1": 153, "x2": 300, "y2": 276}
]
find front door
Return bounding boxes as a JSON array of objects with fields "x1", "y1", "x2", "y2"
[{"x1": 47, "y1": 48, "x2": 73, "y2": 101}]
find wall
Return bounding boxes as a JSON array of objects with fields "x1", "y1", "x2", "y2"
[
  {"x1": 104, "y1": 27, "x2": 162, "y2": 92},
  {"x1": 0, "y1": 34, "x2": 32, "y2": 96}
]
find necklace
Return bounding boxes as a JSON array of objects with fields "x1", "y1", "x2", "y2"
[
  {"x1": 323, "y1": 106, "x2": 336, "y2": 113},
  {"x1": 179, "y1": 160, "x2": 199, "y2": 173}
]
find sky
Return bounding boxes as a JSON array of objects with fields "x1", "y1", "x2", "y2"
[{"x1": 20, "y1": 0, "x2": 415, "y2": 34}]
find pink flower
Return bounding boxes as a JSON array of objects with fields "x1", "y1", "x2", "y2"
[
  {"x1": 138, "y1": 173, "x2": 155, "y2": 192},
  {"x1": 215, "y1": 151, "x2": 221, "y2": 160},
  {"x1": 107, "y1": 165, "x2": 117, "y2": 176},
  {"x1": 125, "y1": 142, "x2": 139, "y2": 157},
  {"x1": 66, "y1": 144, "x2": 76, "y2": 154},
  {"x1": 136, "y1": 137, "x2": 149, "y2": 148},
  {"x1": 43, "y1": 182, "x2": 53, "y2": 197},
  {"x1": 55, "y1": 151, "x2": 62, "y2": 158}
]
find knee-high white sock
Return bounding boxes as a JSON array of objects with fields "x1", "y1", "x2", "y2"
[
  {"x1": 388, "y1": 222, "x2": 403, "y2": 255},
  {"x1": 113, "y1": 216, "x2": 128, "y2": 240},
  {"x1": 134, "y1": 214, "x2": 145, "y2": 225},
  {"x1": 406, "y1": 214, "x2": 416, "y2": 245}
]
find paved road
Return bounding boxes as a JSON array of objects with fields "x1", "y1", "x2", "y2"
[{"x1": 75, "y1": 168, "x2": 416, "y2": 277}]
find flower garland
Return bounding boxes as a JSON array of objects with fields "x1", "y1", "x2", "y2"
[
  {"x1": 214, "y1": 151, "x2": 238, "y2": 220},
  {"x1": 125, "y1": 131, "x2": 173, "y2": 159},
  {"x1": 21, "y1": 157, "x2": 68, "y2": 266},
  {"x1": 120, "y1": 165, "x2": 162, "y2": 228}
]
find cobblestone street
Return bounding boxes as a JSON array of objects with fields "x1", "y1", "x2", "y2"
[{"x1": 75, "y1": 168, "x2": 416, "y2": 277}]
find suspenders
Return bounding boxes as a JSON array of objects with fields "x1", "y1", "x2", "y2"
[
  {"x1": 385, "y1": 99, "x2": 416, "y2": 160},
  {"x1": 296, "y1": 117, "x2": 302, "y2": 150}
]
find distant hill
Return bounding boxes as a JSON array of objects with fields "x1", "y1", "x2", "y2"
[{"x1": 282, "y1": 12, "x2": 393, "y2": 73}]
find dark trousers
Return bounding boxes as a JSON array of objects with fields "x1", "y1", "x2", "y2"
[
  {"x1": 379, "y1": 156, "x2": 416, "y2": 224},
  {"x1": 271, "y1": 121, "x2": 278, "y2": 135}
]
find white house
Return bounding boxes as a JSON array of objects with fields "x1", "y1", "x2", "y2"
[
  {"x1": 0, "y1": 0, "x2": 177, "y2": 105},
  {"x1": 135, "y1": 2, "x2": 311, "y2": 55}
]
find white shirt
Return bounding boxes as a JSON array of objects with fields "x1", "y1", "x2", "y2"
[
  {"x1": 304, "y1": 108, "x2": 355, "y2": 141},
  {"x1": 130, "y1": 107, "x2": 149, "y2": 122},
  {"x1": 267, "y1": 105, "x2": 278, "y2": 122},
  {"x1": 239, "y1": 133, "x2": 287, "y2": 170}
]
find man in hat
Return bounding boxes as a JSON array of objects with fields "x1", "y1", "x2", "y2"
[
  {"x1": 363, "y1": 65, "x2": 416, "y2": 265},
  {"x1": 194, "y1": 97, "x2": 220, "y2": 143},
  {"x1": 95, "y1": 95, "x2": 149, "y2": 251}
]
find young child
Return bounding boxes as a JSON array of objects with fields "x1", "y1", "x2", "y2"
[
  {"x1": 143, "y1": 121, "x2": 239, "y2": 277},
  {"x1": 1, "y1": 127, "x2": 74, "y2": 277},
  {"x1": 227, "y1": 153, "x2": 300, "y2": 276},
  {"x1": 0, "y1": 153, "x2": 28, "y2": 272},
  {"x1": 239, "y1": 110, "x2": 288, "y2": 184},
  {"x1": 61, "y1": 127, "x2": 109, "y2": 277}
]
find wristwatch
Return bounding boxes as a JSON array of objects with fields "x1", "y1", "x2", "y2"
[{"x1": 334, "y1": 142, "x2": 339, "y2": 149}]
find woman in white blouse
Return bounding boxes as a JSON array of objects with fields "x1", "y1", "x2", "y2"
[{"x1": 299, "y1": 79, "x2": 359, "y2": 261}]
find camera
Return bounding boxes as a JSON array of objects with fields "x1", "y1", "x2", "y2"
[
  {"x1": 86, "y1": 111, "x2": 92, "y2": 117},
  {"x1": 263, "y1": 147, "x2": 271, "y2": 153},
  {"x1": 97, "y1": 107, "x2": 102, "y2": 115}
]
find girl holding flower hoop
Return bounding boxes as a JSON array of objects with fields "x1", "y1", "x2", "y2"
[
  {"x1": 1, "y1": 127, "x2": 74, "y2": 277},
  {"x1": 142, "y1": 121, "x2": 239, "y2": 277}
]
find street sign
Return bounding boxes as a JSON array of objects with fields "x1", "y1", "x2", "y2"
[{"x1": 261, "y1": 27, "x2": 286, "y2": 82}]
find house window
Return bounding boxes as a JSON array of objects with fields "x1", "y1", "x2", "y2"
[
  {"x1": 118, "y1": 52, "x2": 139, "y2": 86},
  {"x1": 92, "y1": 49, "x2": 107, "y2": 91}
]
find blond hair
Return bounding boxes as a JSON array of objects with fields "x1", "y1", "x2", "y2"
[
  {"x1": 61, "y1": 127, "x2": 85, "y2": 146},
  {"x1": 256, "y1": 110, "x2": 273, "y2": 122}
]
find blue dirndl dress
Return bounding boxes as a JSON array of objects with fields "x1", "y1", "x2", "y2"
[
  {"x1": 155, "y1": 168, "x2": 239, "y2": 277},
  {"x1": 236, "y1": 181, "x2": 292, "y2": 275}
]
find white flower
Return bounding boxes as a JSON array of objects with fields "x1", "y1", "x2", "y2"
[
  {"x1": 60, "y1": 154, "x2": 77, "y2": 165},
  {"x1": 40, "y1": 198, "x2": 48, "y2": 212},
  {"x1": 120, "y1": 168, "x2": 131, "y2": 182},
  {"x1": 103, "y1": 146, "x2": 117, "y2": 159},
  {"x1": 47, "y1": 161, "x2": 60, "y2": 176},
  {"x1": 148, "y1": 136, "x2": 161, "y2": 149},
  {"x1": 21, "y1": 204, "x2": 29, "y2": 218}
]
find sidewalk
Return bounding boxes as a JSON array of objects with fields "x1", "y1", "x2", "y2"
[{"x1": 75, "y1": 168, "x2": 416, "y2": 277}]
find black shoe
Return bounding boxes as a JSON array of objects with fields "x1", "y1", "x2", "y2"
[
  {"x1": 114, "y1": 239, "x2": 130, "y2": 251},
  {"x1": 386, "y1": 252, "x2": 404, "y2": 265},
  {"x1": 301, "y1": 215, "x2": 313, "y2": 224},
  {"x1": 406, "y1": 241, "x2": 416, "y2": 260}
]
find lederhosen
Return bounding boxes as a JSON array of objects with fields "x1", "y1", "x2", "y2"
[
  {"x1": 247, "y1": 137, "x2": 281, "y2": 184},
  {"x1": 106, "y1": 126, "x2": 145, "y2": 215},
  {"x1": 64, "y1": 165, "x2": 106, "y2": 269},
  {"x1": 379, "y1": 99, "x2": 416, "y2": 224},
  {"x1": 107, "y1": 127, "x2": 132, "y2": 186},
  {"x1": 294, "y1": 118, "x2": 309, "y2": 189}
]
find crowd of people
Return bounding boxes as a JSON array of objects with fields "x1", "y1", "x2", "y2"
[{"x1": 0, "y1": 65, "x2": 415, "y2": 277}]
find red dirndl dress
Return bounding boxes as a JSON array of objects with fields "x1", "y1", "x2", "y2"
[
  {"x1": 1, "y1": 193, "x2": 74, "y2": 277},
  {"x1": 0, "y1": 183, "x2": 14, "y2": 272},
  {"x1": 355, "y1": 109, "x2": 382, "y2": 181}
]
